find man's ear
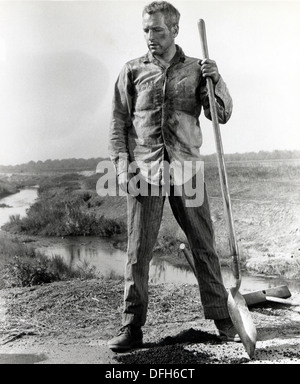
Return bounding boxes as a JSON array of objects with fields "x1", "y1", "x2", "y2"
[{"x1": 172, "y1": 25, "x2": 179, "y2": 38}]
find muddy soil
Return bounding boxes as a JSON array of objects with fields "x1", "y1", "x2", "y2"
[{"x1": 1, "y1": 278, "x2": 300, "y2": 365}]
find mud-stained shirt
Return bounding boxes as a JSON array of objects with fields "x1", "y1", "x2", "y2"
[{"x1": 109, "y1": 45, "x2": 233, "y2": 186}]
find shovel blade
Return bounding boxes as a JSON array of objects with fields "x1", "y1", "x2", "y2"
[
  {"x1": 243, "y1": 285, "x2": 291, "y2": 307},
  {"x1": 228, "y1": 288, "x2": 257, "y2": 359}
]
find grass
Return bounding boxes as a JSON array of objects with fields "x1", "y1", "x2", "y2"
[
  {"x1": 1, "y1": 159, "x2": 300, "y2": 280},
  {"x1": 0, "y1": 172, "x2": 125, "y2": 288},
  {"x1": 2, "y1": 173, "x2": 126, "y2": 237},
  {"x1": 0, "y1": 233, "x2": 96, "y2": 289},
  {"x1": 246, "y1": 254, "x2": 300, "y2": 279},
  {"x1": 0, "y1": 180, "x2": 19, "y2": 199}
]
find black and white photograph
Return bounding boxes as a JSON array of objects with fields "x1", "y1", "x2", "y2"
[{"x1": 0, "y1": 0, "x2": 300, "y2": 366}]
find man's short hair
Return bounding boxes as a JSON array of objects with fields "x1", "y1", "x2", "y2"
[{"x1": 142, "y1": 1, "x2": 180, "y2": 30}]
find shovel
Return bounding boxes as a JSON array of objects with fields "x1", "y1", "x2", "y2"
[
  {"x1": 197, "y1": 19, "x2": 257, "y2": 359},
  {"x1": 180, "y1": 244, "x2": 292, "y2": 307},
  {"x1": 243, "y1": 285, "x2": 291, "y2": 307}
]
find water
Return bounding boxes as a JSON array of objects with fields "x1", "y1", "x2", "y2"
[
  {"x1": 37, "y1": 236, "x2": 196, "y2": 285},
  {"x1": 37, "y1": 234, "x2": 300, "y2": 293},
  {"x1": 0, "y1": 187, "x2": 38, "y2": 229},
  {"x1": 2, "y1": 187, "x2": 300, "y2": 293}
]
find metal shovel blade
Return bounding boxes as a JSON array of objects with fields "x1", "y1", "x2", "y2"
[
  {"x1": 243, "y1": 285, "x2": 291, "y2": 307},
  {"x1": 228, "y1": 287, "x2": 257, "y2": 359},
  {"x1": 198, "y1": 18, "x2": 257, "y2": 359},
  {"x1": 181, "y1": 243, "x2": 257, "y2": 358}
]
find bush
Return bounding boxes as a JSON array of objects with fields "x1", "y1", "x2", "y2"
[
  {"x1": 8, "y1": 214, "x2": 21, "y2": 223},
  {"x1": 0, "y1": 235, "x2": 97, "y2": 288},
  {"x1": 1, "y1": 253, "x2": 97, "y2": 288},
  {"x1": 3, "y1": 195, "x2": 125, "y2": 237},
  {"x1": 2, "y1": 255, "x2": 57, "y2": 287}
]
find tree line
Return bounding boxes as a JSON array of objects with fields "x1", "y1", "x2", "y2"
[
  {"x1": 0, "y1": 150, "x2": 300, "y2": 173},
  {"x1": 0, "y1": 157, "x2": 107, "y2": 173}
]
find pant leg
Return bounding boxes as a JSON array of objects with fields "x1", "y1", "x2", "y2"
[
  {"x1": 123, "y1": 193, "x2": 165, "y2": 327},
  {"x1": 168, "y1": 184, "x2": 229, "y2": 320}
]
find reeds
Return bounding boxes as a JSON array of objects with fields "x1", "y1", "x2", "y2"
[{"x1": 0, "y1": 234, "x2": 96, "y2": 288}]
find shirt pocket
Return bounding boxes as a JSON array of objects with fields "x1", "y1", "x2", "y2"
[
  {"x1": 134, "y1": 80, "x2": 157, "y2": 111},
  {"x1": 171, "y1": 73, "x2": 199, "y2": 113}
]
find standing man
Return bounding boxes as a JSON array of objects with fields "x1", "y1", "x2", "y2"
[{"x1": 108, "y1": 1, "x2": 239, "y2": 352}]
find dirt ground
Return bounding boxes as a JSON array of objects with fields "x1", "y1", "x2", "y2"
[{"x1": 1, "y1": 277, "x2": 300, "y2": 365}]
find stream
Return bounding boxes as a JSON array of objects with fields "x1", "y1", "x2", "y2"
[
  {"x1": 1, "y1": 187, "x2": 300, "y2": 293},
  {"x1": 0, "y1": 186, "x2": 39, "y2": 227}
]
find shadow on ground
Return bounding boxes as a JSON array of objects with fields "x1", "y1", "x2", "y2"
[
  {"x1": 0, "y1": 353, "x2": 47, "y2": 364},
  {"x1": 113, "y1": 328, "x2": 248, "y2": 364}
]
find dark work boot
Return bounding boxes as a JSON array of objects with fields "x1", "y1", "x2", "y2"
[
  {"x1": 214, "y1": 318, "x2": 241, "y2": 342},
  {"x1": 107, "y1": 325, "x2": 143, "y2": 352}
]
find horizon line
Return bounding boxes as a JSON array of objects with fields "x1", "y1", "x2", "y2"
[{"x1": 1, "y1": 149, "x2": 300, "y2": 168}]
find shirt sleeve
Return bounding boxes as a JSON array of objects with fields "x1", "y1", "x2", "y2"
[
  {"x1": 108, "y1": 64, "x2": 133, "y2": 175},
  {"x1": 199, "y1": 75, "x2": 233, "y2": 124}
]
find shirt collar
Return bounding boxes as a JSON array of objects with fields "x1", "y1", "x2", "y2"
[{"x1": 142, "y1": 45, "x2": 186, "y2": 65}]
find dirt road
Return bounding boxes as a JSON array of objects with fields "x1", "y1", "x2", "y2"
[{"x1": 1, "y1": 278, "x2": 300, "y2": 365}]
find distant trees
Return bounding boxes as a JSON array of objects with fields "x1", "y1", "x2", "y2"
[
  {"x1": 0, "y1": 157, "x2": 108, "y2": 173},
  {"x1": 0, "y1": 150, "x2": 300, "y2": 173},
  {"x1": 200, "y1": 149, "x2": 300, "y2": 163}
]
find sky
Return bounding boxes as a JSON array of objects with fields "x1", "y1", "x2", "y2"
[{"x1": 0, "y1": 0, "x2": 300, "y2": 166}]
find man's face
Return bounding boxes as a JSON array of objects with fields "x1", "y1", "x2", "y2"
[{"x1": 142, "y1": 12, "x2": 177, "y2": 57}]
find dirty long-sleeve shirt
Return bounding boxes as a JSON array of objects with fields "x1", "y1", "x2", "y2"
[{"x1": 109, "y1": 45, "x2": 233, "y2": 185}]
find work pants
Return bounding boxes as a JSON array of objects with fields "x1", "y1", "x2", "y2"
[
  {"x1": 123, "y1": 178, "x2": 229, "y2": 326},
  {"x1": 122, "y1": 183, "x2": 230, "y2": 327}
]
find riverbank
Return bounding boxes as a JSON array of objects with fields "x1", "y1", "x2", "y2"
[
  {"x1": 0, "y1": 171, "x2": 48, "y2": 199},
  {"x1": 1, "y1": 163, "x2": 300, "y2": 278},
  {"x1": 0, "y1": 179, "x2": 19, "y2": 199},
  {"x1": 1, "y1": 161, "x2": 300, "y2": 364}
]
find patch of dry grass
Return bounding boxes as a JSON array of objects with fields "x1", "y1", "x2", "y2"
[
  {"x1": 0, "y1": 278, "x2": 203, "y2": 343},
  {"x1": 0, "y1": 278, "x2": 124, "y2": 340}
]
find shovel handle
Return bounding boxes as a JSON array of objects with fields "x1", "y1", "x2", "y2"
[
  {"x1": 197, "y1": 19, "x2": 241, "y2": 285},
  {"x1": 180, "y1": 243, "x2": 197, "y2": 275}
]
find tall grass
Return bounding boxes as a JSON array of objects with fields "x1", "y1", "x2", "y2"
[
  {"x1": 0, "y1": 234, "x2": 96, "y2": 288},
  {"x1": 3, "y1": 187, "x2": 125, "y2": 237},
  {"x1": 204, "y1": 160, "x2": 300, "y2": 183},
  {"x1": 0, "y1": 180, "x2": 19, "y2": 199}
]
